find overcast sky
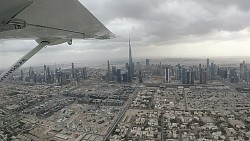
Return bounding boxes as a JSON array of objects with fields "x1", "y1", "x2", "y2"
[{"x1": 1, "y1": 0, "x2": 250, "y2": 69}]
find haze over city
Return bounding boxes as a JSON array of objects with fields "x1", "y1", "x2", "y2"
[{"x1": 1, "y1": 0, "x2": 250, "y2": 68}]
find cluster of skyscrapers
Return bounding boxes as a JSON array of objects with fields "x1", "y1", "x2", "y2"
[
  {"x1": 165, "y1": 59, "x2": 217, "y2": 84},
  {"x1": 16, "y1": 63, "x2": 87, "y2": 85},
  {"x1": 104, "y1": 38, "x2": 140, "y2": 83},
  {"x1": 217, "y1": 60, "x2": 249, "y2": 83},
  {"x1": 143, "y1": 59, "x2": 218, "y2": 84}
]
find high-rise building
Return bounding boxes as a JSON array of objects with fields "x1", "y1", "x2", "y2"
[
  {"x1": 123, "y1": 73, "x2": 128, "y2": 82},
  {"x1": 29, "y1": 66, "x2": 34, "y2": 82},
  {"x1": 128, "y1": 37, "x2": 133, "y2": 83},
  {"x1": 229, "y1": 68, "x2": 238, "y2": 83},
  {"x1": 72, "y1": 63, "x2": 75, "y2": 79},
  {"x1": 210, "y1": 62, "x2": 217, "y2": 80},
  {"x1": 128, "y1": 66, "x2": 132, "y2": 83},
  {"x1": 207, "y1": 58, "x2": 210, "y2": 80},
  {"x1": 125, "y1": 63, "x2": 129, "y2": 70},
  {"x1": 203, "y1": 70, "x2": 207, "y2": 84},
  {"x1": 199, "y1": 68, "x2": 203, "y2": 84},
  {"x1": 107, "y1": 60, "x2": 110, "y2": 74},
  {"x1": 182, "y1": 68, "x2": 187, "y2": 84},
  {"x1": 175, "y1": 64, "x2": 181, "y2": 80},
  {"x1": 112, "y1": 66, "x2": 116, "y2": 76},
  {"x1": 243, "y1": 61, "x2": 248, "y2": 81},
  {"x1": 75, "y1": 69, "x2": 80, "y2": 82},
  {"x1": 186, "y1": 70, "x2": 190, "y2": 84},
  {"x1": 33, "y1": 74, "x2": 37, "y2": 83},
  {"x1": 44, "y1": 65, "x2": 47, "y2": 83},
  {"x1": 116, "y1": 69, "x2": 122, "y2": 83},
  {"x1": 164, "y1": 67, "x2": 170, "y2": 83},
  {"x1": 81, "y1": 68, "x2": 85, "y2": 79},
  {"x1": 47, "y1": 66, "x2": 51, "y2": 83},
  {"x1": 211, "y1": 62, "x2": 214, "y2": 80},
  {"x1": 107, "y1": 60, "x2": 111, "y2": 81},
  {"x1": 55, "y1": 68, "x2": 60, "y2": 83},
  {"x1": 138, "y1": 70, "x2": 143, "y2": 83},
  {"x1": 191, "y1": 71, "x2": 195, "y2": 84},
  {"x1": 51, "y1": 70, "x2": 54, "y2": 84}
]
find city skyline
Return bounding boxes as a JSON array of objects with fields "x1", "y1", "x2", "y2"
[
  {"x1": 2, "y1": 0, "x2": 250, "y2": 68},
  {"x1": 2, "y1": 57, "x2": 250, "y2": 140}
]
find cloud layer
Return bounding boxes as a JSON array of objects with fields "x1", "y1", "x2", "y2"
[{"x1": 1, "y1": 0, "x2": 250, "y2": 69}]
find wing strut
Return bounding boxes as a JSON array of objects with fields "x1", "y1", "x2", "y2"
[{"x1": 0, "y1": 41, "x2": 49, "y2": 82}]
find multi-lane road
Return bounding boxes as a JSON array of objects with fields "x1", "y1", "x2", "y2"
[{"x1": 102, "y1": 88, "x2": 139, "y2": 141}]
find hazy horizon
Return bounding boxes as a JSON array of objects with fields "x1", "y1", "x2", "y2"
[{"x1": 1, "y1": 56, "x2": 250, "y2": 72}]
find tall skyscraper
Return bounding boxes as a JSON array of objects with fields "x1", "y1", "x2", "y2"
[
  {"x1": 211, "y1": 62, "x2": 214, "y2": 80},
  {"x1": 107, "y1": 60, "x2": 110, "y2": 74},
  {"x1": 128, "y1": 37, "x2": 133, "y2": 83},
  {"x1": 243, "y1": 61, "x2": 248, "y2": 81},
  {"x1": 164, "y1": 67, "x2": 170, "y2": 83},
  {"x1": 182, "y1": 68, "x2": 187, "y2": 84},
  {"x1": 199, "y1": 68, "x2": 203, "y2": 84},
  {"x1": 123, "y1": 73, "x2": 128, "y2": 82},
  {"x1": 29, "y1": 66, "x2": 34, "y2": 82},
  {"x1": 191, "y1": 71, "x2": 195, "y2": 84},
  {"x1": 186, "y1": 70, "x2": 190, "y2": 84},
  {"x1": 44, "y1": 65, "x2": 47, "y2": 83},
  {"x1": 138, "y1": 70, "x2": 143, "y2": 83},
  {"x1": 107, "y1": 60, "x2": 111, "y2": 81},
  {"x1": 128, "y1": 66, "x2": 132, "y2": 83},
  {"x1": 207, "y1": 58, "x2": 210, "y2": 80},
  {"x1": 72, "y1": 63, "x2": 75, "y2": 79},
  {"x1": 112, "y1": 66, "x2": 116, "y2": 76},
  {"x1": 176, "y1": 64, "x2": 181, "y2": 80},
  {"x1": 116, "y1": 69, "x2": 122, "y2": 83},
  {"x1": 84, "y1": 67, "x2": 87, "y2": 79},
  {"x1": 47, "y1": 66, "x2": 51, "y2": 83}
]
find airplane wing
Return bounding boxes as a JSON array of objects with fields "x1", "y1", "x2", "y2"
[
  {"x1": 0, "y1": 0, "x2": 114, "y2": 40},
  {"x1": 0, "y1": 0, "x2": 114, "y2": 82}
]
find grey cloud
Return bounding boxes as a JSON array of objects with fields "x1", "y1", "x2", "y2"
[
  {"x1": 0, "y1": 40, "x2": 36, "y2": 53},
  {"x1": 82, "y1": 0, "x2": 250, "y2": 44},
  {"x1": 1, "y1": 0, "x2": 250, "y2": 68}
]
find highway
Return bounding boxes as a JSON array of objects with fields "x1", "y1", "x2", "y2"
[{"x1": 102, "y1": 88, "x2": 140, "y2": 141}]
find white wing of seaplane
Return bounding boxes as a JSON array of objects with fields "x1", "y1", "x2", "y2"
[{"x1": 0, "y1": 0, "x2": 114, "y2": 82}]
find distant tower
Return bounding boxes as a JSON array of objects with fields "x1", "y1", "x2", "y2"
[
  {"x1": 112, "y1": 66, "x2": 116, "y2": 76},
  {"x1": 107, "y1": 60, "x2": 111, "y2": 81},
  {"x1": 191, "y1": 71, "x2": 195, "y2": 84},
  {"x1": 138, "y1": 70, "x2": 143, "y2": 83},
  {"x1": 117, "y1": 69, "x2": 122, "y2": 83},
  {"x1": 47, "y1": 66, "x2": 51, "y2": 83},
  {"x1": 44, "y1": 65, "x2": 47, "y2": 83},
  {"x1": 72, "y1": 63, "x2": 75, "y2": 79},
  {"x1": 199, "y1": 68, "x2": 204, "y2": 84},
  {"x1": 123, "y1": 73, "x2": 128, "y2": 82},
  {"x1": 207, "y1": 58, "x2": 210, "y2": 80},
  {"x1": 243, "y1": 61, "x2": 248, "y2": 81},
  {"x1": 107, "y1": 60, "x2": 111, "y2": 75},
  {"x1": 128, "y1": 37, "x2": 133, "y2": 83},
  {"x1": 186, "y1": 70, "x2": 190, "y2": 84},
  {"x1": 84, "y1": 67, "x2": 87, "y2": 79},
  {"x1": 164, "y1": 67, "x2": 170, "y2": 83}
]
